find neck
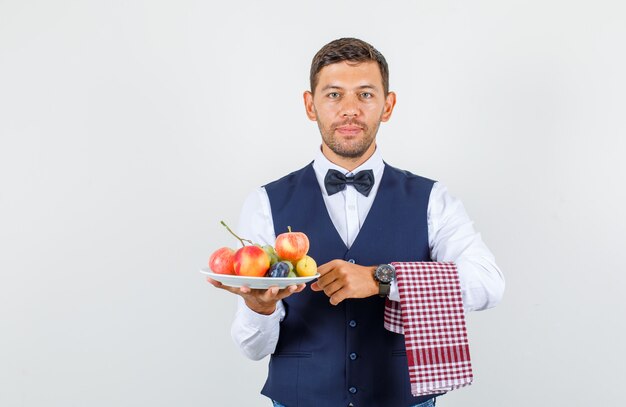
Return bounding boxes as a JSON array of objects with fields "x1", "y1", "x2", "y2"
[{"x1": 321, "y1": 144, "x2": 376, "y2": 172}]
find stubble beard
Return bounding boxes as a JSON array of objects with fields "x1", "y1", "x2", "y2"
[{"x1": 318, "y1": 119, "x2": 381, "y2": 159}]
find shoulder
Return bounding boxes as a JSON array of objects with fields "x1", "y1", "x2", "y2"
[
  {"x1": 383, "y1": 162, "x2": 437, "y2": 188},
  {"x1": 264, "y1": 162, "x2": 314, "y2": 191}
]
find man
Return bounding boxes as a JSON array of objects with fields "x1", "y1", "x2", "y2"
[{"x1": 209, "y1": 37, "x2": 504, "y2": 407}]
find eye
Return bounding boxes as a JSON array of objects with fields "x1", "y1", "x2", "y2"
[
  {"x1": 360, "y1": 92, "x2": 373, "y2": 99},
  {"x1": 328, "y1": 92, "x2": 341, "y2": 99}
]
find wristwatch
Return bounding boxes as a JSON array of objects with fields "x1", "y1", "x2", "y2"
[{"x1": 374, "y1": 264, "x2": 396, "y2": 297}]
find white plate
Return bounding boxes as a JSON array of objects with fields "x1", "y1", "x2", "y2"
[{"x1": 200, "y1": 268, "x2": 319, "y2": 289}]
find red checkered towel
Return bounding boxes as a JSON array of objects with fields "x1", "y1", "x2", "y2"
[{"x1": 384, "y1": 262, "x2": 473, "y2": 396}]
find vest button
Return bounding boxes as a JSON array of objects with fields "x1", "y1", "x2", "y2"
[
  {"x1": 348, "y1": 259, "x2": 356, "y2": 264},
  {"x1": 349, "y1": 320, "x2": 357, "y2": 328},
  {"x1": 349, "y1": 386, "x2": 357, "y2": 394},
  {"x1": 349, "y1": 352, "x2": 358, "y2": 360}
]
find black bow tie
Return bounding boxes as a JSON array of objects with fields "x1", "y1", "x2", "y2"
[{"x1": 324, "y1": 169, "x2": 375, "y2": 197}]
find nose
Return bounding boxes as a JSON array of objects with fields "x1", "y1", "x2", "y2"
[{"x1": 340, "y1": 95, "x2": 359, "y2": 117}]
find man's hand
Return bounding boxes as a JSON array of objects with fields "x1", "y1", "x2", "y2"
[
  {"x1": 311, "y1": 259, "x2": 378, "y2": 305},
  {"x1": 207, "y1": 278, "x2": 306, "y2": 315}
]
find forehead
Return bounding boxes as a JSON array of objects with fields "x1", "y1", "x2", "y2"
[{"x1": 315, "y1": 61, "x2": 383, "y2": 91}]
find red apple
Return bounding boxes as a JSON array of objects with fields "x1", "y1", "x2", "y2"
[
  {"x1": 208, "y1": 247, "x2": 235, "y2": 275},
  {"x1": 234, "y1": 245, "x2": 270, "y2": 277},
  {"x1": 275, "y1": 228, "x2": 309, "y2": 261}
]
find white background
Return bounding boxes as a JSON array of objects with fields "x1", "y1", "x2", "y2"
[{"x1": 1, "y1": 1, "x2": 625, "y2": 406}]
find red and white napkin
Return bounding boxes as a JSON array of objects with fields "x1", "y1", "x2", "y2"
[{"x1": 384, "y1": 262, "x2": 473, "y2": 396}]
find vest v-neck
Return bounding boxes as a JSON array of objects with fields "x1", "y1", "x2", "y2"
[
  {"x1": 302, "y1": 164, "x2": 349, "y2": 252},
  {"x1": 303, "y1": 163, "x2": 391, "y2": 254}
]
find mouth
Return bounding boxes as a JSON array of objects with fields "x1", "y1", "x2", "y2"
[{"x1": 334, "y1": 124, "x2": 364, "y2": 136}]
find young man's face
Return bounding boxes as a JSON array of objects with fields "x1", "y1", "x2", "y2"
[{"x1": 304, "y1": 61, "x2": 396, "y2": 165}]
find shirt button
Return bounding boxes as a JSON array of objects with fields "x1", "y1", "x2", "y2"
[
  {"x1": 349, "y1": 386, "x2": 357, "y2": 394},
  {"x1": 349, "y1": 320, "x2": 357, "y2": 328},
  {"x1": 348, "y1": 259, "x2": 356, "y2": 264},
  {"x1": 349, "y1": 352, "x2": 358, "y2": 360}
]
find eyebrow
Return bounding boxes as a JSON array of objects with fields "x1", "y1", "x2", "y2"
[{"x1": 320, "y1": 84, "x2": 378, "y2": 92}]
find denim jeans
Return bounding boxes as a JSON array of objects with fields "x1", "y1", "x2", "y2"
[{"x1": 272, "y1": 397, "x2": 436, "y2": 407}]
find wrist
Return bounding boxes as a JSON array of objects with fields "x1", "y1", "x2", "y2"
[
  {"x1": 369, "y1": 266, "x2": 379, "y2": 297},
  {"x1": 245, "y1": 299, "x2": 277, "y2": 316}
]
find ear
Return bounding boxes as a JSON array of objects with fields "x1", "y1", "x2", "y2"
[
  {"x1": 303, "y1": 91, "x2": 317, "y2": 121},
  {"x1": 380, "y1": 91, "x2": 397, "y2": 122}
]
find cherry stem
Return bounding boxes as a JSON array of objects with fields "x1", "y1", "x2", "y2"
[
  {"x1": 220, "y1": 220, "x2": 253, "y2": 247},
  {"x1": 288, "y1": 226, "x2": 292, "y2": 233}
]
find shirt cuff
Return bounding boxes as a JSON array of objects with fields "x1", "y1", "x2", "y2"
[
  {"x1": 388, "y1": 279, "x2": 400, "y2": 302},
  {"x1": 237, "y1": 297, "x2": 286, "y2": 326}
]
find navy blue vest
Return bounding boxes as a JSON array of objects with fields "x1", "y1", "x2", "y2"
[{"x1": 262, "y1": 162, "x2": 438, "y2": 407}]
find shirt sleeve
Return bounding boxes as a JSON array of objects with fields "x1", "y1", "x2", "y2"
[
  {"x1": 229, "y1": 187, "x2": 284, "y2": 360},
  {"x1": 427, "y1": 182, "x2": 505, "y2": 312},
  {"x1": 231, "y1": 296, "x2": 286, "y2": 360},
  {"x1": 388, "y1": 182, "x2": 505, "y2": 309}
]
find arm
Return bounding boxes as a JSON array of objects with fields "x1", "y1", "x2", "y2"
[
  {"x1": 312, "y1": 182, "x2": 504, "y2": 311},
  {"x1": 229, "y1": 295, "x2": 285, "y2": 361},
  {"x1": 208, "y1": 187, "x2": 304, "y2": 360},
  {"x1": 426, "y1": 182, "x2": 505, "y2": 312}
]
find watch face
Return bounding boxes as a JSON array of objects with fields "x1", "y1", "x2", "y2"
[{"x1": 375, "y1": 264, "x2": 395, "y2": 284}]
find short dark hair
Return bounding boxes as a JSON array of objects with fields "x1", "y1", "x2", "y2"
[{"x1": 310, "y1": 38, "x2": 390, "y2": 95}]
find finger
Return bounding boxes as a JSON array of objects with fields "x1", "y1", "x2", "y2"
[
  {"x1": 288, "y1": 283, "x2": 306, "y2": 294},
  {"x1": 317, "y1": 259, "x2": 341, "y2": 276},
  {"x1": 316, "y1": 270, "x2": 340, "y2": 289},
  {"x1": 286, "y1": 284, "x2": 304, "y2": 293},
  {"x1": 329, "y1": 291, "x2": 347, "y2": 306},
  {"x1": 261, "y1": 286, "x2": 280, "y2": 301},
  {"x1": 206, "y1": 277, "x2": 222, "y2": 287},
  {"x1": 207, "y1": 278, "x2": 242, "y2": 295},
  {"x1": 276, "y1": 284, "x2": 306, "y2": 300},
  {"x1": 322, "y1": 280, "x2": 344, "y2": 300}
]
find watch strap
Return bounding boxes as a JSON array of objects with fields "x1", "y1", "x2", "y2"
[{"x1": 378, "y1": 281, "x2": 391, "y2": 297}]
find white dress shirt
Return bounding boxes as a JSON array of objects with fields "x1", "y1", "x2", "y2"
[{"x1": 231, "y1": 147, "x2": 505, "y2": 360}]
